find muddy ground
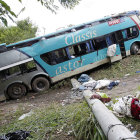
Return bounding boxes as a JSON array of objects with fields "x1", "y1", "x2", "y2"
[{"x1": 0, "y1": 74, "x2": 140, "y2": 138}]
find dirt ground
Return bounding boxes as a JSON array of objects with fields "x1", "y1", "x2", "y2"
[{"x1": 0, "y1": 74, "x2": 140, "y2": 138}]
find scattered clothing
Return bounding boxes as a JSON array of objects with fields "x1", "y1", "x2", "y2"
[
  {"x1": 131, "y1": 98, "x2": 140, "y2": 120},
  {"x1": 0, "y1": 130, "x2": 31, "y2": 140},
  {"x1": 81, "y1": 80, "x2": 97, "y2": 90},
  {"x1": 78, "y1": 74, "x2": 90, "y2": 83},
  {"x1": 77, "y1": 74, "x2": 119, "y2": 91},
  {"x1": 90, "y1": 92, "x2": 111, "y2": 103},
  {"x1": 107, "y1": 80, "x2": 120, "y2": 90},
  {"x1": 94, "y1": 80, "x2": 112, "y2": 89},
  {"x1": 113, "y1": 95, "x2": 133, "y2": 117},
  {"x1": 113, "y1": 95, "x2": 140, "y2": 119}
]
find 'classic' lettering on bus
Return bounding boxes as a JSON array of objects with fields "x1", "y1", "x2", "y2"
[
  {"x1": 65, "y1": 30, "x2": 96, "y2": 45},
  {"x1": 56, "y1": 59, "x2": 85, "y2": 75}
]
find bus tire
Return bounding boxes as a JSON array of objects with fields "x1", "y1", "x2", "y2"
[
  {"x1": 32, "y1": 77, "x2": 50, "y2": 92},
  {"x1": 130, "y1": 43, "x2": 139, "y2": 55},
  {"x1": 7, "y1": 83, "x2": 27, "y2": 100}
]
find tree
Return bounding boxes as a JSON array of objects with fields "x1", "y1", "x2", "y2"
[
  {"x1": 0, "y1": 0, "x2": 81, "y2": 26},
  {"x1": 0, "y1": 18, "x2": 37, "y2": 44}
]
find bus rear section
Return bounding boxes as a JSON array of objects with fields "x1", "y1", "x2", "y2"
[{"x1": 0, "y1": 50, "x2": 50, "y2": 101}]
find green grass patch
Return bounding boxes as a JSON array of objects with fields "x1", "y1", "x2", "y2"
[
  {"x1": 0, "y1": 101, "x2": 106, "y2": 140},
  {"x1": 90, "y1": 55, "x2": 140, "y2": 80}
]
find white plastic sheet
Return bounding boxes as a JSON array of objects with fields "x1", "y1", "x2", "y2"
[{"x1": 107, "y1": 44, "x2": 117, "y2": 57}]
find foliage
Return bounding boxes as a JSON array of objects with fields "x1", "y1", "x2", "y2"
[
  {"x1": 0, "y1": 0, "x2": 81, "y2": 25},
  {"x1": 0, "y1": 0, "x2": 17, "y2": 26},
  {"x1": 0, "y1": 101, "x2": 106, "y2": 140},
  {"x1": 0, "y1": 18, "x2": 37, "y2": 44}
]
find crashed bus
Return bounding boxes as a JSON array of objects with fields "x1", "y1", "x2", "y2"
[
  {"x1": 0, "y1": 49, "x2": 49, "y2": 101},
  {"x1": 0, "y1": 10, "x2": 140, "y2": 100}
]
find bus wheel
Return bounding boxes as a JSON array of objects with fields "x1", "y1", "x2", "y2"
[
  {"x1": 7, "y1": 83, "x2": 27, "y2": 99},
  {"x1": 32, "y1": 77, "x2": 50, "y2": 92},
  {"x1": 130, "y1": 43, "x2": 139, "y2": 55}
]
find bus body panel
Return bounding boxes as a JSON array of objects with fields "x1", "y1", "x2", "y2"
[
  {"x1": 19, "y1": 17, "x2": 136, "y2": 57},
  {"x1": 17, "y1": 16, "x2": 137, "y2": 83},
  {"x1": 32, "y1": 44, "x2": 122, "y2": 83}
]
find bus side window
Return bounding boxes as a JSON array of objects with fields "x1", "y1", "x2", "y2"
[
  {"x1": 106, "y1": 36, "x2": 113, "y2": 46},
  {"x1": 26, "y1": 61, "x2": 36, "y2": 71},
  {"x1": 68, "y1": 43, "x2": 89, "y2": 58},
  {"x1": 41, "y1": 48, "x2": 69, "y2": 65},
  {"x1": 106, "y1": 34, "x2": 117, "y2": 46},
  {"x1": 126, "y1": 26, "x2": 138, "y2": 39},
  {"x1": 111, "y1": 33, "x2": 117, "y2": 44},
  {"x1": 6, "y1": 65, "x2": 21, "y2": 77},
  {"x1": 68, "y1": 46, "x2": 76, "y2": 59},
  {"x1": 55, "y1": 49, "x2": 69, "y2": 63},
  {"x1": 122, "y1": 30, "x2": 127, "y2": 39},
  {"x1": 20, "y1": 61, "x2": 37, "y2": 73},
  {"x1": 89, "y1": 40, "x2": 95, "y2": 52},
  {"x1": 0, "y1": 71, "x2": 5, "y2": 81},
  {"x1": 79, "y1": 43, "x2": 87, "y2": 55},
  {"x1": 94, "y1": 37, "x2": 107, "y2": 50}
]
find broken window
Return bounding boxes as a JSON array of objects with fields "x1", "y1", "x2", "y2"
[
  {"x1": 106, "y1": 34, "x2": 117, "y2": 46},
  {"x1": 93, "y1": 37, "x2": 108, "y2": 50},
  {"x1": 67, "y1": 42, "x2": 90, "y2": 59},
  {"x1": 41, "y1": 48, "x2": 69, "y2": 65},
  {"x1": 122, "y1": 26, "x2": 138, "y2": 39}
]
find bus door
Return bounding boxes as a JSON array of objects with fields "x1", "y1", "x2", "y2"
[
  {"x1": 115, "y1": 31, "x2": 126, "y2": 58},
  {"x1": 106, "y1": 34, "x2": 122, "y2": 62}
]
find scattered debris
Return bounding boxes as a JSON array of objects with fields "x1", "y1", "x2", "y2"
[
  {"x1": 107, "y1": 44, "x2": 116, "y2": 57},
  {"x1": 124, "y1": 73, "x2": 130, "y2": 78},
  {"x1": 74, "y1": 74, "x2": 119, "y2": 91},
  {"x1": 70, "y1": 74, "x2": 120, "y2": 104},
  {"x1": 94, "y1": 79, "x2": 112, "y2": 89},
  {"x1": 132, "y1": 131, "x2": 137, "y2": 136},
  {"x1": 107, "y1": 80, "x2": 120, "y2": 90},
  {"x1": 136, "y1": 91, "x2": 140, "y2": 98},
  {"x1": 18, "y1": 110, "x2": 33, "y2": 120},
  {"x1": 136, "y1": 71, "x2": 140, "y2": 73},
  {"x1": 90, "y1": 92, "x2": 111, "y2": 103},
  {"x1": 78, "y1": 74, "x2": 90, "y2": 83},
  {"x1": 113, "y1": 95, "x2": 140, "y2": 120}
]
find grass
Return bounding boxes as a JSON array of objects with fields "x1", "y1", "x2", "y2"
[
  {"x1": 0, "y1": 101, "x2": 106, "y2": 140},
  {"x1": 1, "y1": 55, "x2": 140, "y2": 139},
  {"x1": 90, "y1": 55, "x2": 140, "y2": 80}
]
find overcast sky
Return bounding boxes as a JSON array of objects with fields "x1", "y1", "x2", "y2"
[{"x1": 5, "y1": 0, "x2": 140, "y2": 36}]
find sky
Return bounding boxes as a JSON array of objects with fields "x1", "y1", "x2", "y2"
[{"x1": 5, "y1": 0, "x2": 140, "y2": 36}]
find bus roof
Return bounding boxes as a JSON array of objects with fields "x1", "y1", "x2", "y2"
[
  {"x1": 0, "y1": 50, "x2": 33, "y2": 71},
  {"x1": 19, "y1": 16, "x2": 136, "y2": 57},
  {"x1": 4, "y1": 10, "x2": 140, "y2": 50}
]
